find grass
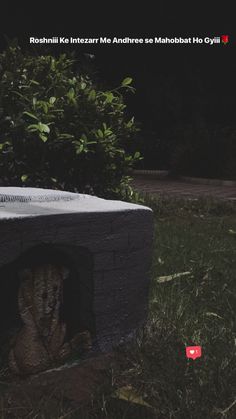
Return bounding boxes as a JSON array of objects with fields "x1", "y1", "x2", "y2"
[
  {"x1": 119, "y1": 194, "x2": 236, "y2": 418},
  {"x1": 1, "y1": 194, "x2": 236, "y2": 418}
]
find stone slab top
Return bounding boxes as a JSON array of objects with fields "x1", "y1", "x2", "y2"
[{"x1": 0, "y1": 187, "x2": 152, "y2": 220}]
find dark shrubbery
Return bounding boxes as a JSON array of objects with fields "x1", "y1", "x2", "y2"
[
  {"x1": 136, "y1": 121, "x2": 236, "y2": 180},
  {"x1": 169, "y1": 122, "x2": 236, "y2": 180},
  {"x1": 131, "y1": 130, "x2": 171, "y2": 170},
  {"x1": 0, "y1": 44, "x2": 141, "y2": 199}
]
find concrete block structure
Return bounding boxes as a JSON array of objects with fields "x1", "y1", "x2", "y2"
[{"x1": 0, "y1": 187, "x2": 153, "y2": 354}]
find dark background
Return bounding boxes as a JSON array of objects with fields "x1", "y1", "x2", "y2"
[{"x1": 1, "y1": 4, "x2": 235, "y2": 174}]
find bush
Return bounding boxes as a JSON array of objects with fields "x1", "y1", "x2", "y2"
[{"x1": 0, "y1": 43, "x2": 141, "y2": 199}]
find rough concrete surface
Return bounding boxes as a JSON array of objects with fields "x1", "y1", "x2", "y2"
[{"x1": 0, "y1": 187, "x2": 153, "y2": 353}]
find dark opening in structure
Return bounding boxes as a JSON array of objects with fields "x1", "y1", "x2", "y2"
[{"x1": 0, "y1": 243, "x2": 94, "y2": 367}]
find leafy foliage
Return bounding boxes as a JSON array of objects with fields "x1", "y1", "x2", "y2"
[{"x1": 0, "y1": 43, "x2": 141, "y2": 198}]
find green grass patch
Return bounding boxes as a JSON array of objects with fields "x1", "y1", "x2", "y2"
[{"x1": 106, "y1": 195, "x2": 236, "y2": 419}]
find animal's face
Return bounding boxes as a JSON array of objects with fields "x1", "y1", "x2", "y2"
[{"x1": 18, "y1": 264, "x2": 69, "y2": 336}]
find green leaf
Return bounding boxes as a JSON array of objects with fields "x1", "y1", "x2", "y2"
[
  {"x1": 39, "y1": 133, "x2": 48, "y2": 142},
  {"x1": 97, "y1": 129, "x2": 103, "y2": 138},
  {"x1": 57, "y1": 133, "x2": 74, "y2": 140},
  {"x1": 134, "y1": 151, "x2": 141, "y2": 159},
  {"x1": 105, "y1": 92, "x2": 114, "y2": 103},
  {"x1": 49, "y1": 96, "x2": 56, "y2": 105},
  {"x1": 80, "y1": 81, "x2": 87, "y2": 90},
  {"x1": 21, "y1": 174, "x2": 28, "y2": 182},
  {"x1": 81, "y1": 133, "x2": 87, "y2": 141},
  {"x1": 23, "y1": 111, "x2": 38, "y2": 121},
  {"x1": 41, "y1": 102, "x2": 48, "y2": 114},
  {"x1": 68, "y1": 77, "x2": 77, "y2": 86},
  {"x1": 88, "y1": 89, "x2": 96, "y2": 101},
  {"x1": 27, "y1": 124, "x2": 39, "y2": 132},
  {"x1": 67, "y1": 88, "x2": 75, "y2": 99},
  {"x1": 38, "y1": 122, "x2": 50, "y2": 133},
  {"x1": 122, "y1": 77, "x2": 133, "y2": 86},
  {"x1": 76, "y1": 144, "x2": 84, "y2": 154},
  {"x1": 104, "y1": 129, "x2": 113, "y2": 136},
  {"x1": 126, "y1": 117, "x2": 134, "y2": 128},
  {"x1": 116, "y1": 148, "x2": 125, "y2": 154}
]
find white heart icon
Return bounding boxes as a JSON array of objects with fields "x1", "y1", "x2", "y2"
[{"x1": 190, "y1": 350, "x2": 195, "y2": 354}]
